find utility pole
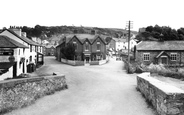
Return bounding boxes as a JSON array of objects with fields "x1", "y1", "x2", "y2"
[{"x1": 126, "y1": 21, "x2": 133, "y2": 73}]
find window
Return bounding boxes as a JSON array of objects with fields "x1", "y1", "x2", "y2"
[
  {"x1": 29, "y1": 56, "x2": 32, "y2": 62},
  {"x1": 143, "y1": 53, "x2": 150, "y2": 61},
  {"x1": 170, "y1": 53, "x2": 177, "y2": 61},
  {"x1": 23, "y1": 48, "x2": 25, "y2": 54},
  {"x1": 30, "y1": 45, "x2": 32, "y2": 52},
  {"x1": 85, "y1": 42, "x2": 89, "y2": 51},
  {"x1": 96, "y1": 55, "x2": 101, "y2": 61},
  {"x1": 73, "y1": 41, "x2": 78, "y2": 50},
  {"x1": 97, "y1": 42, "x2": 101, "y2": 51}
]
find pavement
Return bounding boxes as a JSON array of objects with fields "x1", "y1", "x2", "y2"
[{"x1": 6, "y1": 56, "x2": 155, "y2": 115}]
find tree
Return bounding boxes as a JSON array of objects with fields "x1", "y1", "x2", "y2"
[
  {"x1": 105, "y1": 37, "x2": 112, "y2": 44},
  {"x1": 60, "y1": 43, "x2": 75, "y2": 60},
  {"x1": 145, "y1": 26, "x2": 153, "y2": 33}
]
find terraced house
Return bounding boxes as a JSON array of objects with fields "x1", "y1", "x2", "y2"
[
  {"x1": 136, "y1": 41, "x2": 184, "y2": 66},
  {"x1": 0, "y1": 27, "x2": 44, "y2": 77},
  {"x1": 56, "y1": 34, "x2": 108, "y2": 64},
  {"x1": 0, "y1": 35, "x2": 28, "y2": 80}
]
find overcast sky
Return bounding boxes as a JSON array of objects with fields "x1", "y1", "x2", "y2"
[{"x1": 0, "y1": 0, "x2": 183, "y2": 31}]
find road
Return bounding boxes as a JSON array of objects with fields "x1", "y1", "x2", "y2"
[{"x1": 6, "y1": 56, "x2": 155, "y2": 115}]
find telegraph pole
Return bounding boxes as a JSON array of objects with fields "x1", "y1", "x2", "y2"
[{"x1": 126, "y1": 21, "x2": 133, "y2": 73}]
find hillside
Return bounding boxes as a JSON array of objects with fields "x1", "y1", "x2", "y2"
[{"x1": 21, "y1": 25, "x2": 138, "y2": 41}]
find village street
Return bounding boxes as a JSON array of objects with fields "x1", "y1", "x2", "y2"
[{"x1": 6, "y1": 56, "x2": 155, "y2": 115}]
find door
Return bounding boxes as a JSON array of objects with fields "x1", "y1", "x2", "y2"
[
  {"x1": 13, "y1": 63, "x2": 17, "y2": 77},
  {"x1": 86, "y1": 57, "x2": 90, "y2": 63},
  {"x1": 161, "y1": 57, "x2": 168, "y2": 64},
  {"x1": 23, "y1": 62, "x2": 25, "y2": 73}
]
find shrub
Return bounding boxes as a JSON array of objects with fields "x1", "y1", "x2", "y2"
[{"x1": 144, "y1": 63, "x2": 184, "y2": 80}]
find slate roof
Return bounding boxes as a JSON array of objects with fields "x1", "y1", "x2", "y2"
[
  {"x1": 0, "y1": 35, "x2": 28, "y2": 48},
  {"x1": 3, "y1": 29, "x2": 39, "y2": 46},
  {"x1": 63, "y1": 34, "x2": 107, "y2": 45},
  {"x1": 137, "y1": 41, "x2": 184, "y2": 51},
  {"x1": 112, "y1": 38, "x2": 126, "y2": 42},
  {"x1": 44, "y1": 44, "x2": 56, "y2": 48}
]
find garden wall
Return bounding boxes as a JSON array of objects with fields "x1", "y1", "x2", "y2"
[
  {"x1": 137, "y1": 72, "x2": 184, "y2": 115},
  {"x1": 0, "y1": 74, "x2": 67, "y2": 114},
  {"x1": 61, "y1": 58, "x2": 84, "y2": 66},
  {"x1": 60, "y1": 58, "x2": 108, "y2": 66}
]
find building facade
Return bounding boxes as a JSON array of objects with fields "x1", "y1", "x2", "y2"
[
  {"x1": 0, "y1": 35, "x2": 28, "y2": 80},
  {"x1": 136, "y1": 41, "x2": 184, "y2": 66},
  {"x1": 0, "y1": 28, "x2": 44, "y2": 75},
  {"x1": 56, "y1": 34, "x2": 107, "y2": 63}
]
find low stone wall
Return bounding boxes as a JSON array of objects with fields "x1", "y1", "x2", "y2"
[
  {"x1": 0, "y1": 74, "x2": 67, "y2": 114},
  {"x1": 61, "y1": 58, "x2": 84, "y2": 66},
  {"x1": 60, "y1": 58, "x2": 109, "y2": 66},
  {"x1": 99, "y1": 60, "x2": 107, "y2": 65},
  {"x1": 137, "y1": 73, "x2": 184, "y2": 115},
  {"x1": 90, "y1": 61, "x2": 99, "y2": 65}
]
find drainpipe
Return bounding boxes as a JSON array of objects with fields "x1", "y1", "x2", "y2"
[{"x1": 180, "y1": 52, "x2": 181, "y2": 66}]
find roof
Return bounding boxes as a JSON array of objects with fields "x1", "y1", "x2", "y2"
[
  {"x1": 0, "y1": 35, "x2": 28, "y2": 48},
  {"x1": 112, "y1": 38, "x2": 126, "y2": 42},
  {"x1": 2, "y1": 29, "x2": 39, "y2": 46},
  {"x1": 63, "y1": 34, "x2": 107, "y2": 45},
  {"x1": 137, "y1": 41, "x2": 184, "y2": 51},
  {"x1": 0, "y1": 62, "x2": 16, "y2": 69},
  {"x1": 156, "y1": 51, "x2": 170, "y2": 58},
  {"x1": 44, "y1": 44, "x2": 56, "y2": 48}
]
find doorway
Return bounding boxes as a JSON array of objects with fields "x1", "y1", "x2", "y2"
[
  {"x1": 13, "y1": 63, "x2": 17, "y2": 77},
  {"x1": 161, "y1": 56, "x2": 168, "y2": 64},
  {"x1": 85, "y1": 57, "x2": 90, "y2": 64}
]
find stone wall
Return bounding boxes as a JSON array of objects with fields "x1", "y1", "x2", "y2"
[
  {"x1": 137, "y1": 73, "x2": 184, "y2": 115},
  {"x1": 61, "y1": 58, "x2": 84, "y2": 66},
  {"x1": 0, "y1": 74, "x2": 67, "y2": 114}
]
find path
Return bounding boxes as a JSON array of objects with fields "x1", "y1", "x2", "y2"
[{"x1": 6, "y1": 56, "x2": 155, "y2": 115}]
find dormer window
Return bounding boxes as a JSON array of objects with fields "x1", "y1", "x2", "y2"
[{"x1": 97, "y1": 41, "x2": 101, "y2": 51}]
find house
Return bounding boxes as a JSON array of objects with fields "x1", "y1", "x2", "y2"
[
  {"x1": 109, "y1": 38, "x2": 126, "y2": 51},
  {"x1": 0, "y1": 35, "x2": 28, "y2": 80},
  {"x1": 0, "y1": 28, "x2": 44, "y2": 74},
  {"x1": 43, "y1": 44, "x2": 56, "y2": 56},
  {"x1": 136, "y1": 41, "x2": 184, "y2": 66},
  {"x1": 109, "y1": 37, "x2": 137, "y2": 52},
  {"x1": 56, "y1": 34, "x2": 107, "y2": 63}
]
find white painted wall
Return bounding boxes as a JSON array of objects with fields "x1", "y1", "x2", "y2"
[
  {"x1": 124, "y1": 39, "x2": 137, "y2": 50},
  {"x1": 115, "y1": 41, "x2": 126, "y2": 51},
  {"x1": 0, "y1": 30, "x2": 37, "y2": 75},
  {"x1": 0, "y1": 66, "x2": 13, "y2": 80}
]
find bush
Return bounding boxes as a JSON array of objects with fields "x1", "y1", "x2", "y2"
[{"x1": 144, "y1": 63, "x2": 184, "y2": 80}]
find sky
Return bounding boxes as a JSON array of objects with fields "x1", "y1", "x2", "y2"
[{"x1": 0, "y1": 0, "x2": 184, "y2": 31}]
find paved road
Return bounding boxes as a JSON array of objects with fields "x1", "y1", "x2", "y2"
[{"x1": 6, "y1": 56, "x2": 155, "y2": 115}]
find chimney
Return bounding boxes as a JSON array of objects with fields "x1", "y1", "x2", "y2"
[
  {"x1": 22, "y1": 32, "x2": 27, "y2": 37},
  {"x1": 10, "y1": 27, "x2": 22, "y2": 36},
  {"x1": 91, "y1": 30, "x2": 95, "y2": 35}
]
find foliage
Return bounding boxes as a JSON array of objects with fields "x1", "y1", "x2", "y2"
[
  {"x1": 21, "y1": 25, "x2": 138, "y2": 40},
  {"x1": 136, "y1": 25, "x2": 184, "y2": 41},
  {"x1": 143, "y1": 63, "x2": 184, "y2": 80},
  {"x1": 105, "y1": 37, "x2": 112, "y2": 44},
  {"x1": 60, "y1": 43, "x2": 75, "y2": 60}
]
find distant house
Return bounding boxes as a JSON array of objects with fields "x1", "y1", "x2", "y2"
[
  {"x1": 136, "y1": 41, "x2": 184, "y2": 66},
  {"x1": 43, "y1": 45, "x2": 56, "y2": 56},
  {"x1": 56, "y1": 34, "x2": 107, "y2": 63},
  {"x1": 109, "y1": 37, "x2": 137, "y2": 52},
  {"x1": 109, "y1": 38, "x2": 126, "y2": 51},
  {"x1": 0, "y1": 35, "x2": 28, "y2": 80}
]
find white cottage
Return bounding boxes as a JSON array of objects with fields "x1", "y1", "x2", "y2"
[
  {"x1": 0, "y1": 28, "x2": 40, "y2": 74},
  {"x1": 0, "y1": 35, "x2": 28, "y2": 80}
]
